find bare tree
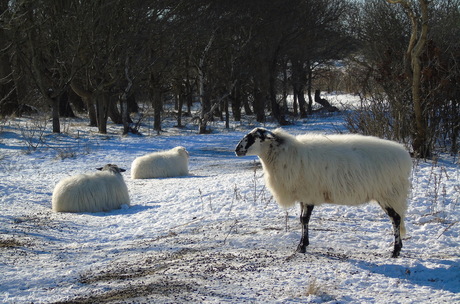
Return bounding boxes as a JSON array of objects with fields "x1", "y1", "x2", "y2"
[
  {"x1": 347, "y1": 0, "x2": 459, "y2": 155},
  {"x1": 2, "y1": 0, "x2": 358, "y2": 135},
  {"x1": 0, "y1": 0, "x2": 19, "y2": 116},
  {"x1": 388, "y1": 0, "x2": 430, "y2": 157},
  {"x1": 7, "y1": 1, "x2": 81, "y2": 132},
  {"x1": 69, "y1": 1, "x2": 150, "y2": 134}
]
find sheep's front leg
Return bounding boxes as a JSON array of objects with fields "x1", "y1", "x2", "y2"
[
  {"x1": 297, "y1": 203, "x2": 314, "y2": 253},
  {"x1": 385, "y1": 207, "x2": 403, "y2": 258}
]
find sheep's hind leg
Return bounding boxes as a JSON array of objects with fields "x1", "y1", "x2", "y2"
[
  {"x1": 297, "y1": 203, "x2": 314, "y2": 253},
  {"x1": 384, "y1": 207, "x2": 403, "y2": 258}
]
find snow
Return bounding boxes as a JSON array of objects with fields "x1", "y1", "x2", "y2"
[{"x1": 1, "y1": 96, "x2": 459, "y2": 303}]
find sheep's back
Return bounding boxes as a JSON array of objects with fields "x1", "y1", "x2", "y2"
[
  {"x1": 263, "y1": 133, "x2": 411, "y2": 210},
  {"x1": 52, "y1": 171, "x2": 130, "y2": 212},
  {"x1": 131, "y1": 150, "x2": 189, "y2": 179}
]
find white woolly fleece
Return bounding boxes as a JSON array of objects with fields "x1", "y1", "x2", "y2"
[
  {"x1": 52, "y1": 170, "x2": 130, "y2": 213},
  {"x1": 258, "y1": 129, "x2": 411, "y2": 236},
  {"x1": 131, "y1": 146, "x2": 189, "y2": 179}
]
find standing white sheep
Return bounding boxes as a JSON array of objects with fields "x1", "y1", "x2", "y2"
[
  {"x1": 52, "y1": 164, "x2": 130, "y2": 213},
  {"x1": 235, "y1": 128, "x2": 412, "y2": 258},
  {"x1": 131, "y1": 146, "x2": 189, "y2": 179}
]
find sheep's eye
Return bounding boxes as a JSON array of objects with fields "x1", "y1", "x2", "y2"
[{"x1": 245, "y1": 135, "x2": 256, "y2": 148}]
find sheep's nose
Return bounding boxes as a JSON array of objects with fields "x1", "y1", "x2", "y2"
[{"x1": 235, "y1": 146, "x2": 246, "y2": 157}]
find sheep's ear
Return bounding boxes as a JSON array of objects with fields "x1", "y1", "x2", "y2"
[
  {"x1": 119, "y1": 168, "x2": 126, "y2": 172},
  {"x1": 254, "y1": 128, "x2": 276, "y2": 141},
  {"x1": 264, "y1": 130, "x2": 276, "y2": 140},
  {"x1": 96, "y1": 167, "x2": 103, "y2": 171}
]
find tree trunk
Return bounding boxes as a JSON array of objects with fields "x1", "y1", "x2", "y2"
[
  {"x1": 68, "y1": 89, "x2": 85, "y2": 113},
  {"x1": 231, "y1": 83, "x2": 242, "y2": 121},
  {"x1": 127, "y1": 94, "x2": 138, "y2": 114},
  {"x1": 410, "y1": 0, "x2": 430, "y2": 157},
  {"x1": 197, "y1": 70, "x2": 209, "y2": 133},
  {"x1": 215, "y1": 96, "x2": 223, "y2": 121},
  {"x1": 185, "y1": 78, "x2": 193, "y2": 115},
  {"x1": 292, "y1": 59, "x2": 308, "y2": 117},
  {"x1": 70, "y1": 81, "x2": 97, "y2": 126},
  {"x1": 296, "y1": 88, "x2": 308, "y2": 117},
  {"x1": 198, "y1": 33, "x2": 215, "y2": 134},
  {"x1": 151, "y1": 86, "x2": 162, "y2": 133},
  {"x1": 307, "y1": 63, "x2": 313, "y2": 115},
  {"x1": 121, "y1": 95, "x2": 129, "y2": 135},
  {"x1": 388, "y1": 0, "x2": 430, "y2": 158},
  {"x1": 0, "y1": 26, "x2": 18, "y2": 116},
  {"x1": 242, "y1": 94, "x2": 253, "y2": 116},
  {"x1": 253, "y1": 85, "x2": 266, "y2": 122},
  {"x1": 293, "y1": 91, "x2": 298, "y2": 116},
  {"x1": 108, "y1": 98, "x2": 122, "y2": 124},
  {"x1": 282, "y1": 62, "x2": 289, "y2": 114},
  {"x1": 225, "y1": 96, "x2": 230, "y2": 129},
  {"x1": 199, "y1": 83, "x2": 235, "y2": 134},
  {"x1": 86, "y1": 97, "x2": 97, "y2": 127},
  {"x1": 451, "y1": 99, "x2": 459, "y2": 154},
  {"x1": 177, "y1": 93, "x2": 184, "y2": 128},
  {"x1": 58, "y1": 91, "x2": 76, "y2": 118},
  {"x1": 307, "y1": 87, "x2": 313, "y2": 115},
  {"x1": 269, "y1": 64, "x2": 287, "y2": 125},
  {"x1": 51, "y1": 96, "x2": 60, "y2": 133},
  {"x1": 121, "y1": 55, "x2": 133, "y2": 135},
  {"x1": 95, "y1": 91, "x2": 108, "y2": 134}
]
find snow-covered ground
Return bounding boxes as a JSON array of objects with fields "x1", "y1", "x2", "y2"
[{"x1": 1, "y1": 95, "x2": 459, "y2": 303}]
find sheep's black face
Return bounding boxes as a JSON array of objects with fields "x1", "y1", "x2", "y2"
[
  {"x1": 235, "y1": 133, "x2": 255, "y2": 156},
  {"x1": 235, "y1": 128, "x2": 275, "y2": 157},
  {"x1": 96, "y1": 164, "x2": 126, "y2": 173}
]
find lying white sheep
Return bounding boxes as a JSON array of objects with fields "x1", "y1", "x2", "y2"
[
  {"x1": 131, "y1": 146, "x2": 189, "y2": 179},
  {"x1": 235, "y1": 128, "x2": 412, "y2": 258},
  {"x1": 52, "y1": 164, "x2": 130, "y2": 213}
]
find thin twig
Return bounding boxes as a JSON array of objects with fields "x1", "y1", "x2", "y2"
[
  {"x1": 436, "y1": 221, "x2": 458, "y2": 239},
  {"x1": 223, "y1": 219, "x2": 239, "y2": 245}
]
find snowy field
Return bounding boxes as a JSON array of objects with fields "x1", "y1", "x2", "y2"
[{"x1": 1, "y1": 95, "x2": 459, "y2": 303}]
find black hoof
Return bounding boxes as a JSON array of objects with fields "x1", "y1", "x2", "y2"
[
  {"x1": 391, "y1": 243, "x2": 402, "y2": 258},
  {"x1": 296, "y1": 245, "x2": 306, "y2": 253}
]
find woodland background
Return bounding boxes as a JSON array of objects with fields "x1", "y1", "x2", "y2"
[{"x1": 0, "y1": 0, "x2": 459, "y2": 157}]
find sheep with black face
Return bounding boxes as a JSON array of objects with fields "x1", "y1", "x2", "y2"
[
  {"x1": 52, "y1": 164, "x2": 130, "y2": 213},
  {"x1": 235, "y1": 128, "x2": 412, "y2": 258}
]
